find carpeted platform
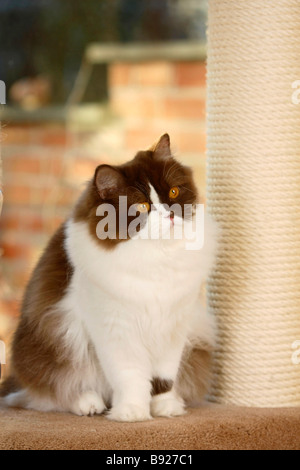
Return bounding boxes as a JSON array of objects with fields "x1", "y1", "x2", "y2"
[{"x1": 0, "y1": 403, "x2": 299, "y2": 450}]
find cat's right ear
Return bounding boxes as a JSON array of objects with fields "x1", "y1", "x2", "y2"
[
  {"x1": 149, "y1": 133, "x2": 171, "y2": 160},
  {"x1": 94, "y1": 165, "x2": 124, "y2": 200}
]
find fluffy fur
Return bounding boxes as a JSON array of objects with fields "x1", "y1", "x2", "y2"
[{"x1": 0, "y1": 134, "x2": 217, "y2": 422}]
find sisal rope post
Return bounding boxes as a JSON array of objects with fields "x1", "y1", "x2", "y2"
[{"x1": 206, "y1": 0, "x2": 300, "y2": 407}]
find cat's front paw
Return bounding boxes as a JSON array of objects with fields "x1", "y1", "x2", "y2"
[
  {"x1": 151, "y1": 391, "x2": 186, "y2": 418},
  {"x1": 71, "y1": 391, "x2": 106, "y2": 416},
  {"x1": 108, "y1": 403, "x2": 152, "y2": 423}
]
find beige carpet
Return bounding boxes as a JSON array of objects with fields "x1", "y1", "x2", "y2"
[{"x1": 0, "y1": 403, "x2": 299, "y2": 450}]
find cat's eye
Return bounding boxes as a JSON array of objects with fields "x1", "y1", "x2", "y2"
[
  {"x1": 136, "y1": 202, "x2": 150, "y2": 213},
  {"x1": 169, "y1": 187, "x2": 180, "y2": 199}
]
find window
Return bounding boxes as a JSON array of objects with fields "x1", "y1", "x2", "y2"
[{"x1": 0, "y1": 0, "x2": 207, "y2": 109}]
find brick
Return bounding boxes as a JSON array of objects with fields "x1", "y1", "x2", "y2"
[
  {"x1": 1, "y1": 124, "x2": 68, "y2": 148},
  {"x1": 109, "y1": 64, "x2": 132, "y2": 87},
  {"x1": 51, "y1": 215, "x2": 66, "y2": 229},
  {"x1": 0, "y1": 214, "x2": 19, "y2": 231},
  {"x1": 53, "y1": 186, "x2": 79, "y2": 207},
  {"x1": 42, "y1": 217, "x2": 64, "y2": 236},
  {"x1": 1, "y1": 242, "x2": 30, "y2": 260},
  {"x1": 5, "y1": 267, "x2": 31, "y2": 292},
  {"x1": 30, "y1": 186, "x2": 55, "y2": 205},
  {"x1": 3, "y1": 155, "x2": 41, "y2": 174},
  {"x1": 173, "y1": 62, "x2": 206, "y2": 88},
  {"x1": 2, "y1": 150, "x2": 66, "y2": 177},
  {"x1": 66, "y1": 158, "x2": 97, "y2": 182},
  {"x1": 0, "y1": 299, "x2": 19, "y2": 319},
  {"x1": 3, "y1": 184, "x2": 52, "y2": 207},
  {"x1": 21, "y1": 213, "x2": 44, "y2": 232},
  {"x1": 177, "y1": 130, "x2": 207, "y2": 154},
  {"x1": 0, "y1": 212, "x2": 44, "y2": 232},
  {"x1": 25, "y1": 215, "x2": 44, "y2": 232},
  {"x1": 47, "y1": 155, "x2": 66, "y2": 177},
  {"x1": 131, "y1": 62, "x2": 172, "y2": 87},
  {"x1": 33, "y1": 126, "x2": 68, "y2": 147},
  {"x1": 41, "y1": 132, "x2": 68, "y2": 147},
  {"x1": 126, "y1": 127, "x2": 206, "y2": 155},
  {"x1": 125, "y1": 128, "x2": 163, "y2": 151},
  {"x1": 163, "y1": 97, "x2": 206, "y2": 120},
  {"x1": 111, "y1": 92, "x2": 159, "y2": 119},
  {"x1": 1, "y1": 125, "x2": 33, "y2": 145},
  {"x1": 3, "y1": 184, "x2": 32, "y2": 205}
]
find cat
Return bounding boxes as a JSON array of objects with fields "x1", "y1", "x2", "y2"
[{"x1": 0, "y1": 134, "x2": 217, "y2": 422}]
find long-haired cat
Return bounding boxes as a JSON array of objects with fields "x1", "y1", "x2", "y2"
[{"x1": 0, "y1": 134, "x2": 217, "y2": 422}]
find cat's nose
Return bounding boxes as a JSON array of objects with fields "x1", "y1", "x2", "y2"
[
  {"x1": 152, "y1": 203, "x2": 168, "y2": 215},
  {"x1": 162, "y1": 211, "x2": 171, "y2": 218},
  {"x1": 152, "y1": 204, "x2": 174, "y2": 221}
]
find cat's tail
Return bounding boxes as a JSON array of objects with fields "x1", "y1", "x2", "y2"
[
  {"x1": 175, "y1": 342, "x2": 214, "y2": 406},
  {"x1": 175, "y1": 311, "x2": 216, "y2": 406},
  {"x1": 0, "y1": 375, "x2": 20, "y2": 398},
  {"x1": 0, "y1": 375, "x2": 28, "y2": 408}
]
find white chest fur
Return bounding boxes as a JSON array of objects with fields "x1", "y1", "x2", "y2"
[{"x1": 63, "y1": 218, "x2": 216, "y2": 382}]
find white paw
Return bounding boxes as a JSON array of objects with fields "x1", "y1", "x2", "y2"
[
  {"x1": 108, "y1": 403, "x2": 152, "y2": 423},
  {"x1": 72, "y1": 391, "x2": 106, "y2": 416},
  {"x1": 151, "y1": 392, "x2": 186, "y2": 418}
]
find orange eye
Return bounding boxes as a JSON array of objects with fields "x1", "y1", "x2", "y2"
[
  {"x1": 137, "y1": 202, "x2": 150, "y2": 213},
  {"x1": 169, "y1": 186, "x2": 180, "y2": 199}
]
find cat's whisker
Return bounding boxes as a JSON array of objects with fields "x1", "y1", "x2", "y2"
[
  {"x1": 162, "y1": 159, "x2": 169, "y2": 179},
  {"x1": 165, "y1": 162, "x2": 178, "y2": 182},
  {"x1": 180, "y1": 186, "x2": 194, "y2": 194}
]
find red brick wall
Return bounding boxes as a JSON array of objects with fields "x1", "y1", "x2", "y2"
[
  {"x1": 109, "y1": 61, "x2": 206, "y2": 161},
  {"x1": 0, "y1": 60, "x2": 206, "y2": 345}
]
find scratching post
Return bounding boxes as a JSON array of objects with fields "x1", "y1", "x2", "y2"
[{"x1": 206, "y1": 0, "x2": 300, "y2": 406}]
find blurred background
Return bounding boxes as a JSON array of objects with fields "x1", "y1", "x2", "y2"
[{"x1": 0, "y1": 0, "x2": 207, "y2": 369}]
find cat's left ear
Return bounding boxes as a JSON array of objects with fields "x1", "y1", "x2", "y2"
[
  {"x1": 149, "y1": 133, "x2": 171, "y2": 160},
  {"x1": 94, "y1": 164, "x2": 124, "y2": 200}
]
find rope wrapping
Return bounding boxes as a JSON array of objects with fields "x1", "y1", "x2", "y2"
[{"x1": 207, "y1": 0, "x2": 300, "y2": 406}]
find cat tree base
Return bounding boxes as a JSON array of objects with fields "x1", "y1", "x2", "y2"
[{"x1": 1, "y1": 403, "x2": 299, "y2": 450}]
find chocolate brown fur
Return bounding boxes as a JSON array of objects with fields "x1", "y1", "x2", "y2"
[
  {"x1": 6, "y1": 224, "x2": 73, "y2": 396},
  {"x1": 151, "y1": 378, "x2": 174, "y2": 396},
  {"x1": 176, "y1": 346, "x2": 213, "y2": 404}
]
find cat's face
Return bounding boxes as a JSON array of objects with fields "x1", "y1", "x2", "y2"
[{"x1": 74, "y1": 134, "x2": 199, "y2": 248}]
